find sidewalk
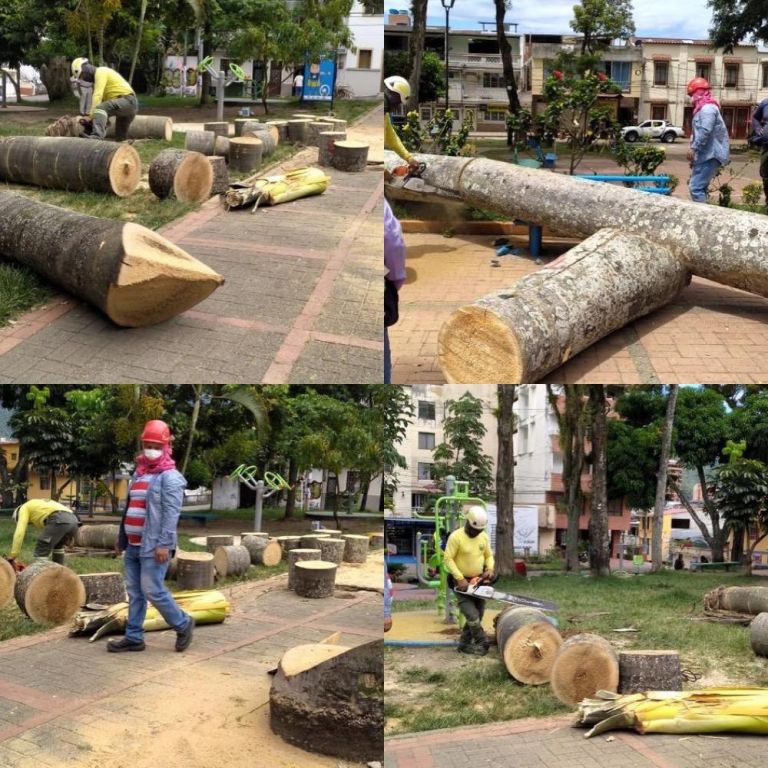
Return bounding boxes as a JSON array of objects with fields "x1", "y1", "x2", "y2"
[
  {"x1": 0, "y1": 106, "x2": 385, "y2": 384},
  {"x1": 0, "y1": 574, "x2": 381, "y2": 768}
]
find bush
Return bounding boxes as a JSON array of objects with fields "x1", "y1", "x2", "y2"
[
  {"x1": 612, "y1": 140, "x2": 666, "y2": 175},
  {"x1": 742, "y1": 181, "x2": 763, "y2": 206}
]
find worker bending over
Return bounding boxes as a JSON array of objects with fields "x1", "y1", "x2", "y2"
[
  {"x1": 384, "y1": 75, "x2": 421, "y2": 172},
  {"x1": 6, "y1": 500, "x2": 79, "y2": 568}
]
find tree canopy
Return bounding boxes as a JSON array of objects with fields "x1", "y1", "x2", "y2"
[{"x1": 708, "y1": 0, "x2": 768, "y2": 51}]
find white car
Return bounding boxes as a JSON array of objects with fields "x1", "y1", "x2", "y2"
[{"x1": 621, "y1": 120, "x2": 685, "y2": 143}]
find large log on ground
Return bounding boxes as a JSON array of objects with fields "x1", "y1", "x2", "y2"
[
  {"x1": 751, "y1": 613, "x2": 768, "y2": 657},
  {"x1": 275, "y1": 536, "x2": 302, "y2": 560},
  {"x1": 240, "y1": 531, "x2": 270, "y2": 540},
  {"x1": 550, "y1": 633, "x2": 619, "y2": 705},
  {"x1": 234, "y1": 118, "x2": 256, "y2": 137},
  {"x1": 307, "y1": 121, "x2": 331, "y2": 146},
  {"x1": 185, "y1": 129, "x2": 216, "y2": 155},
  {"x1": 318, "y1": 538, "x2": 346, "y2": 565},
  {"x1": 293, "y1": 560, "x2": 336, "y2": 598},
  {"x1": 416, "y1": 152, "x2": 768, "y2": 299},
  {"x1": 288, "y1": 548, "x2": 321, "y2": 590},
  {"x1": 79, "y1": 572, "x2": 126, "y2": 605},
  {"x1": 208, "y1": 156, "x2": 229, "y2": 196},
  {"x1": 177, "y1": 551, "x2": 216, "y2": 589},
  {"x1": 229, "y1": 137, "x2": 263, "y2": 172},
  {"x1": 300, "y1": 534, "x2": 331, "y2": 550},
  {"x1": 321, "y1": 117, "x2": 348, "y2": 132},
  {"x1": 618, "y1": 650, "x2": 681, "y2": 693},
  {"x1": 148, "y1": 149, "x2": 213, "y2": 202},
  {"x1": 213, "y1": 544, "x2": 251, "y2": 578},
  {"x1": 214, "y1": 135, "x2": 230, "y2": 161},
  {"x1": 704, "y1": 585, "x2": 768, "y2": 615},
  {"x1": 106, "y1": 115, "x2": 173, "y2": 141},
  {"x1": 265, "y1": 120, "x2": 289, "y2": 142},
  {"x1": 317, "y1": 131, "x2": 347, "y2": 167},
  {"x1": 438, "y1": 228, "x2": 690, "y2": 383},
  {"x1": 243, "y1": 127, "x2": 276, "y2": 156},
  {"x1": 270, "y1": 639, "x2": 383, "y2": 763},
  {"x1": 494, "y1": 605, "x2": 562, "y2": 684},
  {"x1": 0, "y1": 557, "x2": 16, "y2": 609},
  {"x1": 75, "y1": 524, "x2": 120, "y2": 549},
  {"x1": 342, "y1": 534, "x2": 369, "y2": 564},
  {"x1": 287, "y1": 119, "x2": 312, "y2": 143},
  {"x1": 0, "y1": 136, "x2": 140, "y2": 196},
  {"x1": 0, "y1": 192, "x2": 224, "y2": 327},
  {"x1": 206, "y1": 535, "x2": 234, "y2": 553},
  {"x1": 241, "y1": 536, "x2": 282, "y2": 566},
  {"x1": 204, "y1": 121, "x2": 229, "y2": 137},
  {"x1": 14, "y1": 561, "x2": 86, "y2": 624},
  {"x1": 331, "y1": 140, "x2": 369, "y2": 172}
]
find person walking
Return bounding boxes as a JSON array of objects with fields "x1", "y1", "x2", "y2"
[
  {"x1": 71, "y1": 58, "x2": 138, "y2": 141},
  {"x1": 293, "y1": 71, "x2": 304, "y2": 98},
  {"x1": 5, "y1": 500, "x2": 79, "y2": 567},
  {"x1": 444, "y1": 506, "x2": 495, "y2": 656},
  {"x1": 750, "y1": 95, "x2": 768, "y2": 204},
  {"x1": 108, "y1": 419, "x2": 194, "y2": 653},
  {"x1": 686, "y1": 77, "x2": 729, "y2": 203}
]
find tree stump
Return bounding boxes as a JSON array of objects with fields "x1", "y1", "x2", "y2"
[
  {"x1": 269, "y1": 639, "x2": 383, "y2": 763},
  {"x1": 149, "y1": 149, "x2": 213, "y2": 202},
  {"x1": 342, "y1": 535, "x2": 369, "y2": 564},
  {"x1": 204, "y1": 121, "x2": 229, "y2": 137},
  {"x1": 750, "y1": 613, "x2": 768, "y2": 657},
  {"x1": 287, "y1": 119, "x2": 312, "y2": 144},
  {"x1": 550, "y1": 633, "x2": 619, "y2": 705},
  {"x1": 185, "y1": 129, "x2": 216, "y2": 155},
  {"x1": 243, "y1": 125, "x2": 277, "y2": 156},
  {"x1": 300, "y1": 534, "x2": 331, "y2": 550},
  {"x1": 368, "y1": 533, "x2": 385, "y2": 550},
  {"x1": 14, "y1": 561, "x2": 86, "y2": 625},
  {"x1": 317, "y1": 528, "x2": 342, "y2": 536},
  {"x1": 213, "y1": 544, "x2": 251, "y2": 578},
  {"x1": 275, "y1": 536, "x2": 302, "y2": 561},
  {"x1": 0, "y1": 557, "x2": 16, "y2": 609},
  {"x1": 177, "y1": 552, "x2": 216, "y2": 590},
  {"x1": 229, "y1": 137, "x2": 263, "y2": 172},
  {"x1": 317, "y1": 131, "x2": 347, "y2": 166},
  {"x1": 494, "y1": 606, "x2": 562, "y2": 684},
  {"x1": 318, "y1": 538, "x2": 346, "y2": 565},
  {"x1": 75, "y1": 524, "x2": 120, "y2": 549},
  {"x1": 288, "y1": 548, "x2": 321, "y2": 590},
  {"x1": 206, "y1": 535, "x2": 234, "y2": 553},
  {"x1": 0, "y1": 192, "x2": 224, "y2": 327},
  {"x1": 704, "y1": 585, "x2": 768, "y2": 615},
  {"x1": 292, "y1": 113, "x2": 316, "y2": 119},
  {"x1": 208, "y1": 156, "x2": 229, "y2": 196},
  {"x1": 293, "y1": 560, "x2": 336, "y2": 598},
  {"x1": 78, "y1": 572, "x2": 126, "y2": 606},
  {"x1": 241, "y1": 536, "x2": 282, "y2": 566},
  {"x1": 618, "y1": 650, "x2": 682, "y2": 693},
  {"x1": 307, "y1": 121, "x2": 331, "y2": 147},
  {"x1": 107, "y1": 115, "x2": 173, "y2": 141},
  {"x1": 331, "y1": 140, "x2": 369, "y2": 172},
  {"x1": 240, "y1": 531, "x2": 270, "y2": 540},
  {"x1": 0, "y1": 136, "x2": 140, "y2": 196},
  {"x1": 265, "y1": 120, "x2": 289, "y2": 142},
  {"x1": 234, "y1": 118, "x2": 256, "y2": 137}
]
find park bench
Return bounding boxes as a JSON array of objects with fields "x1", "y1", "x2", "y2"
[
  {"x1": 178, "y1": 511, "x2": 218, "y2": 526},
  {"x1": 689, "y1": 560, "x2": 741, "y2": 572},
  {"x1": 574, "y1": 174, "x2": 673, "y2": 195}
]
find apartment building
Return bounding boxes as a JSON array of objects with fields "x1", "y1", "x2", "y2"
[{"x1": 335, "y1": 1, "x2": 385, "y2": 97}]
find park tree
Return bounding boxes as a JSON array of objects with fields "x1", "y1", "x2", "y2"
[
  {"x1": 494, "y1": 0, "x2": 521, "y2": 147},
  {"x1": 571, "y1": 0, "x2": 636, "y2": 55},
  {"x1": 651, "y1": 385, "x2": 678, "y2": 572},
  {"x1": 406, "y1": 0, "x2": 428, "y2": 109},
  {"x1": 495, "y1": 385, "x2": 516, "y2": 576},
  {"x1": 588, "y1": 385, "x2": 611, "y2": 576},
  {"x1": 385, "y1": 50, "x2": 444, "y2": 105},
  {"x1": 708, "y1": 0, "x2": 768, "y2": 50}
]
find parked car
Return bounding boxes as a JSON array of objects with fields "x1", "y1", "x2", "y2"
[{"x1": 621, "y1": 120, "x2": 685, "y2": 143}]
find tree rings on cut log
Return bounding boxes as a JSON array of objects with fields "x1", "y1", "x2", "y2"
[
  {"x1": 241, "y1": 536, "x2": 282, "y2": 566},
  {"x1": 300, "y1": 534, "x2": 331, "y2": 550},
  {"x1": 618, "y1": 650, "x2": 681, "y2": 693},
  {"x1": 317, "y1": 131, "x2": 347, "y2": 166},
  {"x1": 213, "y1": 544, "x2": 251, "y2": 578},
  {"x1": 751, "y1": 613, "x2": 768, "y2": 657},
  {"x1": 78, "y1": 572, "x2": 126, "y2": 606},
  {"x1": 14, "y1": 561, "x2": 86, "y2": 625},
  {"x1": 318, "y1": 538, "x2": 346, "y2": 565},
  {"x1": 185, "y1": 129, "x2": 216, "y2": 155},
  {"x1": 287, "y1": 119, "x2": 312, "y2": 144},
  {"x1": 75, "y1": 524, "x2": 120, "y2": 549},
  {"x1": 206, "y1": 535, "x2": 235, "y2": 553},
  {"x1": 279, "y1": 643, "x2": 351, "y2": 677},
  {"x1": 229, "y1": 137, "x2": 263, "y2": 172},
  {"x1": 495, "y1": 606, "x2": 562, "y2": 684},
  {"x1": 342, "y1": 535, "x2": 369, "y2": 564},
  {"x1": 204, "y1": 121, "x2": 229, "y2": 137},
  {"x1": 107, "y1": 115, "x2": 173, "y2": 141},
  {"x1": 208, "y1": 156, "x2": 229, "y2": 196},
  {"x1": 274, "y1": 536, "x2": 302, "y2": 561},
  {"x1": 177, "y1": 551, "x2": 216, "y2": 590},
  {"x1": 0, "y1": 557, "x2": 16, "y2": 609},
  {"x1": 331, "y1": 140, "x2": 369, "y2": 172},
  {"x1": 704, "y1": 585, "x2": 768, "y2": 615},
  {"x1": 550, "y1": 633, "x2": 619, "y2": 705},
  {"x1": 288, "y1": 548, "x2": 321, "y2": 590},
  {"x1": 149, "y1": 148, "x2": 213, "y2": 202},
  {"x1": 293, "y1": 560, "x2": 337, "y2": 598}
]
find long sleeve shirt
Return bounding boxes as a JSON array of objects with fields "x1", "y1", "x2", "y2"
[
  {"x1": 444, "y1": 528, "x2": 495, "y2": 582},
  {"x1": 690, "y1": 103, "x2": 730, "y2": 165},
  {"x1": 752, "y1": 98, "x2": 768, "y2": 135},
  {"x1": 10, "y1": 500, "x2": 72, "y2": 558},
  {"x1": 91, "y1": 67, "x2": 134, "y2": 117},
  {"x1": 384, "y1": 199, "x2": 406, "y2": 289},
  {"x1": 385, "y1": 113, "x2": 413, "y2": 162}
]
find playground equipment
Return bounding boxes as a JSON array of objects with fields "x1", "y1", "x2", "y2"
[
  {"x1": 229, "y1": 465, "x2": 290, "y2": 532},
  {"x1": 199, "y1": 57, "x2": 246, "y2": 122}
]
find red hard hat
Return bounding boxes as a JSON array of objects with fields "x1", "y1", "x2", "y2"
[
  {"x1": 687, "y1": 77, "x2": 710, "y2": 96},
  {"x1": 141, "y1": 419, "x2": 172, "y2": 444}
]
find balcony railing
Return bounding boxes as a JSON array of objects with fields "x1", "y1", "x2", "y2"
[{"x1": 449, "y1": 53, "x2": 523, "y2": 70}]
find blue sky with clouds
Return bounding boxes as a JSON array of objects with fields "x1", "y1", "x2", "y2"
[{"x1": 423, "y1": 1, "x2": 714, "y2": 40}]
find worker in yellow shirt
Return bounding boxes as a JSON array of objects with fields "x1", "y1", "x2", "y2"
[
  {"x1": 384, "y1": 75, "x2": 421, "y2": 172},
  {"x1": 444, "y1": 506, "x2": 495, "y2": 656},
  {"x1": 6, "y1": 500, "x2": 79, "y2": 568},
  {"x1": 71, "y1": 58, "x2": 138, "y2": 141}
]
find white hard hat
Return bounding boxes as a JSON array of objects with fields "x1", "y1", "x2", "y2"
[
  {"x1": 71, "y1": 57, "x2": 88, "y2": 79},
  {"x1": 384, "y1": 75, "x2": 411, "y2": 100},
  {"x1": 465, "y1": 505, "x2": 488, "y2": 530}
]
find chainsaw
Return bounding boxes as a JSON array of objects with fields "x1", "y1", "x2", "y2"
[
  {"x1": 2, "y1": 556, "x2": 26, "y2": 573},
  {"x1": 454, "y1": 576, "x2": 559, "y2": 612}
]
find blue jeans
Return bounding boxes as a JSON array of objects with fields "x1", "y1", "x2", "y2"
[
  {"x1": 384, "y1": 326, "x2": 391, "y2": 383},
  {"x1": 123, "y1": 545, "x2": 189, "y2": 642},
  {"x1": 689, "y1": 158, "x2": 721, "y2": 202}
]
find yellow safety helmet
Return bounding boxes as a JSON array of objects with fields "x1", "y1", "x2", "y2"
[
  {"x1": 384, "y1": 75, "x2": 411, "y2": 101},
  {"x1": 465, "y1": 505, "x2": 488, "y2": 530},
  {"x1": 71, "y1": 57, "x2": 88, "y2": 79}
]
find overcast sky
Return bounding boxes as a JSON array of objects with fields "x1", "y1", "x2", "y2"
[{"x1": 423, "y1": 0, "x2": 715, "y2": 40}]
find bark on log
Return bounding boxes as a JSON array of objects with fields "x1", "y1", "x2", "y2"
[
  {"x1": 704, "y1": 585, "x2": 768, "y2": 615},
  {"x1": 618, "y1": 650, "x2": 682, "y2": 693},
  {"x1": 185, "y1": 130, "x2": 216, "y2": 155},
  {"x1": 214, "y1": 136, "x2": 230, "y2": 161},
  {"x1": 206, "y1": 535, "x2": 235, "y2": 553},
  {"x1": 240, "y1": 531, "x2": 270, "y2": 540},
  {"x1": 0, "y1": 557, "x2": 16, "y2": 610},
  {"x1": 78, "y1": 572, "x2": 126, "y2": 605},
  {"x1": 265, "y1": 120, "x2": 289, "y2": 142},
  {"x1": 331, "y1": 141, "x2": 369, "y2": 173},
  {"x1": 300, "y1": 534, "x2": 331, "y2": 550},
  {"x1": 234, "y1": 118, "x2": 256, "y2": 137},
  {"x1": 550, "y1": 633, "x2": 619, "y2": 705},
  {"x1": 416, "y1": 152, "x2": 768, "y2": 299},
  {"x1": 241, "y1": 536, "x2": 282, "y2": 566},
  {"x1": 438, "y1": 228, "x2": 690, "y2": 383},
  {"x1": 0, "y1": 136, "x2": 140, "y2": 196},
  {"x1": 177, "y1": 551, "x2": 216, "y2": 590},
  {"x1": 288, "y1": 548, "x2": 321, "y2": 590},
  {"x1": 369, "y1": 533, "x2": 385, "y2": 550},
  {"x1": 321, "y1": 118, "x2": 347, "y2": 132},
  {"x1": 229, "y1": 137, "x2": 263, "y2": 172},
  {"x1": 242, "y1": 126, "x2": 277, "y2": 156},
  {"x1": 148, "y1": 148, "x2": 213, "y2": 202},
  {"x1": 307, "y1": 122, "x2": 331, "y2": 146},
  {"x1": 106, "y1": 115, "x2": 173, "y2": 141},
  {"x1": 269, "y1": 639, "x2": 383, "y2": 763},
  {"x1": 204, "y1": 122, "x2": 229, "y2": 137},
  {"x1": 75, "y1": 524, "x2": 120, "y2": 549},
  {"x1": 494, "y1": 605, "x2": 562, "y2": 684},
  {"x1": 14, "y1": 561, "x2": 86, "y2": 625},
  {"x1": 293, "y1": 560, "x2": 336, "y2": 598},
  {"x1": 275, "y1": 536, "x2": 302, "y2": 561},
  {"x1": 318, "y1": 538, "x2": 346, "y2": 565},
  {"x1": 750, "y1": 613, "x2": 768, "y2": 657},
  {"x1": 208, "y1": 156, "x2": 229, "y2": 196},
  {"x1": 317, "y1": 131, "x2": 347, "y2": 167},
  {"x1": 287, "y1": 119, "x2": 312, "y2": 144},
  {"x1": 213, "y1": 544, "x2": 251, "y2": 578},
  {"x1": 342, "y1": 535, "x2": 369, "y2": 564}
]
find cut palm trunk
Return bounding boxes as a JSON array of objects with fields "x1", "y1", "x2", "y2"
[
  {"x1": 342, "y1": 535, "x2": 369, "y2": 564},
  {"x1": 751, "y1": 613, "x2": 768, "y2": 657},
  {"x1": 148, "y1": 149, "x2": 213, "y2": 202},
  {"x1": 317, "y1": 131, "x2": 347, "y2": 167},
  {"x1": 618, "y1": 651, "x2": 681, "y2": 693},
  {"x1": 550, "y1": 633, "x2": 619, "y2": 705},
  {"x1": 274, "y1": 535, "x2": 301, "y2": 560},
  {"x1": 438, "y1": 228, "x2": 690, "y2": 383},
  {"x1": 288, "y1": 548, "x2": 320, "y2": 589},
  {"x1": 0, "y1": 136, "x2": 140, "y2": 196},
  {"x1": 705, "y1": 585, "x2": 768, "y2": 616},
  {"x1": 208, "y1": 156, "x2": 229, "y2": 195},
  {"x1": 243, "y1": 124, "x2": 278, "y2": 155},
  {"x1": 214, "y1": 135, "x2": 230, "y2": 160},
  {"x1": 241, "y1": 536, "x2": 282, "y2": 566},
  {"x1": 185, "y1": 129, "x2": 216, "y2": 155},
  {"x1": 75, "y1": 524, "x2": 120, "y2": 549},
  {"x1": 287, "y1": 119, "x2": 312, "y2": 143},
  {"x1": 176, "y1": 551, "x2": 216, "y2": 589},
  {"x1": 213, "y1": 544, "x2": 251, "y2": 578},
  {"x1": 223, "y1": 167, "x2": 330, "y2": 211},
  {"x1": 495, "y1": 605, "x2": 562, "y2": 684},
  {"x1": 106, "y1": 115, "x2": 173, "y2": 141},
  {"x1": 331, "y1": 140, "x2": 369, "y2": 172},
  {"x1": 79, "y1": 572, "x2": 126, "y2": 606},
  {"x1": 0, "y1": 557, "x2": 16, "y2": 610},
  {"x1": 14, "y1": 561, "x2": 86, "y2": 625},
  {"x1": 270, "y1": 639, "x2": 383, "y2": 763},
  {"x1": 318, "y1": 538, "x2": 346, "y2": 565},
  {"x1": 293, "y1": 560, "x2": 336, "y2": 598},
  {"x1": 204, "y1": 121, "x2": 229, "y2": 137},
  {"x1": 0, "y1": 192, "x2": 223, "y2": 327},
  {"x1": 300, "y1": 534, "x2": 331, "y2": 550},
  {"x1": 265, "y1": 120, "x2": 289, "y2": 142},
  {"x1": 307, "y1": 121, "x2": 331, "y2": 146},
  {"x1": 229, "y1": 137, "x2": 263, "y2": 172},
  {"x1": 206, "y1": 535, "x2": 234, "y2": 553},
  {"x1": 234, "y1": 118, "x2": 256, "y2": 137}
]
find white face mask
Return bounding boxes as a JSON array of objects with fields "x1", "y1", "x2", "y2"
[{"x1": 143, "y1": 448, "x2": 163, "y2": 460}]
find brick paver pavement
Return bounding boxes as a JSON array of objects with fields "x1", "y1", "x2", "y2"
[
  {"x1": 0, "y1": 575, "x2": 382, "y2": 767},
  {"x1": 0, "y1": 105, "x2": 385, "y2": 384}
]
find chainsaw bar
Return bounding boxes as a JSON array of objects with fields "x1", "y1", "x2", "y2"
[{"x1": 455, "y1": 584, "x2": 559, "y2": 612}]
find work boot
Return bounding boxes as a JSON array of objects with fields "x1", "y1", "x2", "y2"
[
  {"x1": 107, "y1": 637, "x2": 145, "y2": 653},
  {"x1": 51, "y1": 550, "x2": 66, "y2": 565},
  {"x1": 175, "y1": 616, "x2": 195, "y2": 652},
  {"x1": 457, "y1": 625, "x2": 473, "y2": 654},
  {"x1": 88, "y1": 110, "x2": 108, "y2": 140},
  {"x1": 469, "y1": 623, "x2": 489, "y2": 656}
]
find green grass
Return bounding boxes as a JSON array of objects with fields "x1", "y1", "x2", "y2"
[{"x1": 0, "y1": 261, "x2": 52, "y2": 324}]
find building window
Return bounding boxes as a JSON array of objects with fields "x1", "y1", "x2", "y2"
[
  {"x1": 357, "y1": 49, "x2": 373, "y2": 69},
  {"x1": 653, "y1": 62, "x2": 668, "y2": 86},
  {"x1": 483, "y1": 72, "x2": 504, "y2": 88},
  {"x1": 420, "y1": 106, "x2": 432, "y2": 121},
  {"x1": 418, "y1": 400, "x2": 436, "y2": 420},
  {"x1": 651, "y1": 104, "x2": 667, "y2": 120},
  {"x1": 606, "y1": 61, "x2": 630, "y2": 91},
  {"x1": 696, "y1": 63, "x2": 711, "y2": 81},
  {"x1": 337, "y1": 51, "x2": 346, "y2": 70},
  {"x1": 418, "y1": 432, "x2": 436, "y2": 450},
  {"x1": 39, "y1": 474, "x2": 51, "y2": 490},
  {"x1": 671, "y1": 518, "x2": 691, "y2": 529},
  {"x1": 417, "y1": 462, "x2": 434, "y2": 480},
  {"x1": 412, "y1": 492, "x2": 428, "y2": 510},
  {"x1": 725, "y1": 63, "x2": 739, "y2": 87},
  {"x1": 481, "y1": 106, "x2": 506, "y2": 121}
]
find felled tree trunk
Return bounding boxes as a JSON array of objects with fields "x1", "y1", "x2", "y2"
[
  {"x1": 270, "y1": 639, "x2": 383, "y2": 763},
  {"x1": 14, "y1": 561, "x2": 86, "y2": 625},
  {"x1": 207, "y1": 156, "x2": 229, "y2": 196},
  {"x1": 307, "y1": 121, "x2": 330, "y2": 146},
  {"x1": 438, "y1": 229, "x2": 690, "y2": 383},
  {"x1": 288, "y1": 548, "x2": 321, "y2": 590},
  {"x1": 494, "y1": 606, "x2": 562, "y2": 684},
  {"x1": 106, "y1": 115, "x2": 173, "y2": 141},
  {"x1": 214, "y1": 136, "x2": 230, "y2": 160},
  {"x1": 287, "y1": 119, "x2": 312, "y2": 143},
  {"x1": 274, "y1": 536, "x2": 301, "y2": 560},
  {"x1": 550, "y1": 633, "x2": 619, "y2": 705},
  {"x1": 332, "y1": 141, "x2": 369, "y2": 172},
  {"x1": 206, "y1": 535, "x2": 234, "y2": 553},
  {"x1": 244, "y1": 125, "x2": 278, "y2": 156},
  {"x1": 318, "y1": 538, "x2": 346, "y2": 565},
  {"x1": 300, "y1": 534, "x2": 330, "y2": 550},
  {"x1": 176, "y1": 552, "x2": 216, "y2": 589},
  {"x1": 204, "y1": 121, "x2": 229, "y2": 137},
  {"x1": 229, "y1": 137, "x2": 263, "y2": 172},
  {"x1": 75, "y1": 524, "x2": 120, "y2": 549},
  {"x1": 148, "y1": 149, "x2": 213, "y2": 202},
  {"x1": 233, "y1": 118, "x2": 255, "y2": 137},
  {"x1": 0, "y1": 557, "x2": 16, "y2": 609},
  {"x1": 751, "y1": 613, "x2": 768, "y2": 657},
  {"x1": 317, "y1": 131, "x2": 347, "y2": 167},
  {"x1": 79, "y1": 572, "x2": 126, "y2": 606},
  {"x1": 0, "y1": 192, "x2": 224, "y2": 327},
  {"x1": 0, "y1": 136, "x2": 140, "y2": 196},
  {"x1": 704, "y1": 585, "x2": 768, "y2": 615},
  {"x1": 213, "y1": 544, "x2": 251, "y2": 578},
  {"x1": 185, "y1": 129, "x2": 216, "y2": 155},
  {"x1": 342, "y1": 535, "x2": 369, "y2": 564},
  {"x1": 265, "y1": 120, "x2": 289, "y2": 142},
  {"x1": 618, "y1": 651, "x2": 682, "y2": 693},
  {"x1": 241, "y1": 536, "x2": 282, "y2": 566},
  {"x1": 293, "y1": 561, "x2": 336, "y2": 598}
]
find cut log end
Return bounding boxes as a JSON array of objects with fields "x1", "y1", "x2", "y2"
[
  {"x1": 0, "y1": 557, "x2": 15, "y2": 609},
  {"x1": 550, "y1": 633, "x2": 619, "y2": 706},
  {"x1": 174, "y1": 154, "x2": 214, "y2": 202},
  {"x1": 15, "y1": 562, "x2": 86, "y2": 625},
  {"x1": 108, "y1": 144, "x2": 142, "y2": 197},
  {"x1": 279, "y1": 643, "x2": 351, "y2": 677},
  {"x1": 502, "y1": 622, "x2": 562, "y2": 685}
]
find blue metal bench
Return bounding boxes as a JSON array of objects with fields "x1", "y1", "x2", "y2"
[{"x1": 574, "y1": 174, "x2": 673, "y2": 195}]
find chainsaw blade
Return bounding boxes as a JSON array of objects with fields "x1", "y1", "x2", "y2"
[{"x1": 455, "y1": 584, "x2": 559, "y2": 611}]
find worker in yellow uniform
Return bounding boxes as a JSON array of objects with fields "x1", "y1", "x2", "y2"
[
  {"x1": 444, "y1": 506, "x2": 495, "y2": 655},
  {"x1": 384, "y1": 75, "x2": 421, "y2": 172},
  {"x1": 6, "y1": 500, "x2": 79, "y2": 568},
  {"x1": 71, "y1": 58, "x2": 138, "y2": 141}
]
